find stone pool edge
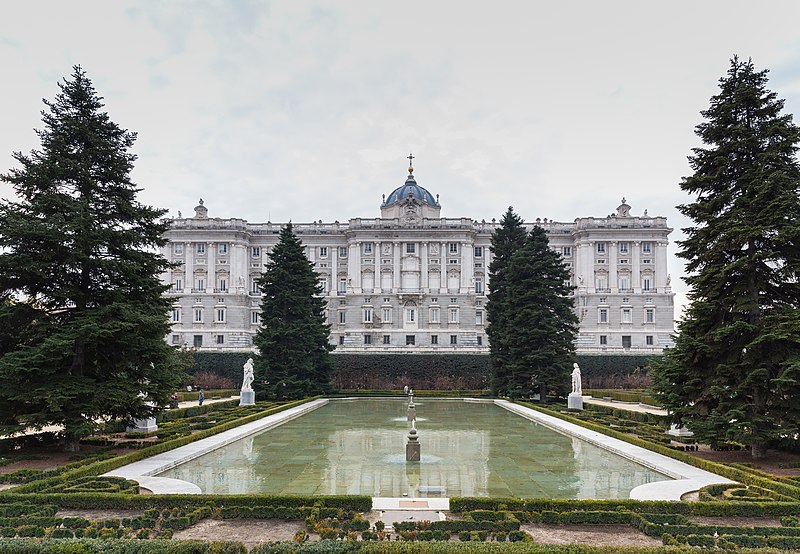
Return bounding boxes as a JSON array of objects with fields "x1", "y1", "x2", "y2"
[
  {"x1": 106, "y1": 396, "x2": 735, "y2": 501},
  {"x1": 103, "y1": 398, "x2": 330, "y2": 495},
  {"x1": 495, "y1": 399, "x2": 735, "y2": 501}
]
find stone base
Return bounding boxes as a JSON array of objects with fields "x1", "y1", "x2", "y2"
[
  {"x1": 567, "y1": 393, "x2": 584, "y2": 410},
  {"x1": 667, "y1": 423, "x2": 694, "y2": 437},
  {"x1": 239, "y1": 390, "x2": 255, "y2": 406},
  {"x1": 126, "y1": 418, "x2": 158, "y2": 434},
  {"x1": 406, "y1": 442, "x2": 420, "y2": 462}
]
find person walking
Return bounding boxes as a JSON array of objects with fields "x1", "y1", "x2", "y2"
[{"x1": 198, "y1": 388, "x2": 204, "y2": 406}]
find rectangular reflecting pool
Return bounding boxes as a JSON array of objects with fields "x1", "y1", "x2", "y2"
[{"x1": 157, "y1": 399, "x2": 670, "y2": 498}]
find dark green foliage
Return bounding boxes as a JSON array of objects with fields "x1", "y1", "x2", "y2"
[
  {"x1": 503, "y1": 227, "x2": 578, "y2": 398},
  {"x1": 487, "y1": 207, "x2": 528, "y2": 395},
  {"x1": 0, "y1": 67, "x2": 188, "y2": 451},
  {"x1": 331, "y1": 354, "x2": 490, "y2": 389},
  {"x1": 650, "y1": 57, "x2": 800, "y2": 458},
  {"x1": 253, "y1": 223, "x2": 334, "y2": 400}
]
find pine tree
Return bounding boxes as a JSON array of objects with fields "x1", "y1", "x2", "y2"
[
  {"x1": 486, "y1": 207, "x2": 527, "y2": 395},
  {"x1": 504, "y1": 226, "x2": 578, "y2": 399},
  {"x1": 650, "y1": 57, "x2": 800, "y2": 458},
  {"x1": 252, "y1": 223, "x2": 333, "y2": 400},
  {"x1": 0, "y1": 66, "x2": 186, "y2": 451}
]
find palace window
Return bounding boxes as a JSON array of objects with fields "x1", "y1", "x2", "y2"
[
  {"x1": 406, "y1": 335, "x2": 415, "y2": 345},
  {"x1": 251, "y1": 311, "x2": 260, "y2": 324},
  {"x1": 597, "y1": 242, "x2": 606, "y2": 253},
  {"x1": 338, "y1": 311, "x2": 346, "y2": 324},
  {"x1": 562, "y1": 246, "x2": 572, "y2": 257},
  {"x1": 218, "y1": 243, "x2": 228, "y2": 254},
  {"x1": 449, "y1": 308, "x2": 459, "y2": 323},
  {"x1": 406, "y1": 308, "x2": 415, "y2": 323},
  {"x1": 319, "y1": 247, "x2": 328, "y2": 258},
  {"x1": 215, "y1": 308, "x2": 226, "y2": 323},
  {"x1": 171, "y1": 308, "x2": 181, "y2": 323},
  {"x1": 646, "y1": 335, "x2": 654, "y2": 346},
  {"x1": 174, "y1": 243, "x2": 184, "y2": 255},
  {"x1": 642, "y1": 242, "x2": 652, "y2": 254},
  {"x1": 475, "y1": 278, "x2": 484, "y2": 294},
  {"x1": 645, "y1": 308, "x2": 655, "y2": 323},
  {"x1": 449, "y1": 243, "x2": 459, "y2": 254},
  {"x1": 431, "y1": 335, "x2": 438, "y2": 345},
  {"x1": 642, "y1": 277, "x2": 652, "y2": 291},
  {"x1": 598, "y1": 308, "x2": 608, "y2": 323},
  {"x1": 622, "y1": 308, "x2": 632, "y2": 323},
  {"x1": 195, "y1": 278, "x2": 205, "y2": 291},
  {"x1": 406, "y1": 243, "x2": 415, "y2": 254},
  {"x1": 474, "y1": 246, "x2": 483, "y2": 257},
  {"x1": 172, "y1": 334, "x2": 182, "y2": 345},
  {"x1": 599, "y1": 335, "x2": 607, "y2": 345},
  {"x1": 363, "y1": 243, "x2": 373, "y2": 254},
  {"x1": 382, "y1": 307, "x2": 392, "y2": 323},
  {"x1": 450, "y1": 335, "x2": 458, "y2": 345},
  {"x1": 364, "y1": 334, "x2": 372, "y2": 345},
  {"x1": 193, "y1": 308, "x2": 203, "y2": 323},
  {"x1": 338, "y1": 278, "x2": 347, "y2": 293},
  {"x1": 173, "y1": 278, "x2": 183, "y2": 292},
  {"x1": 363, "y1": 308, "x2": 373, "y2": 323},
  {"x1": 215, "y1": 335, "x2": 224, "y2": 345},
  {"x1": 383, "y1": 334, "x2": 390, "y2": 345},
  {"x1": 429, "y1": 307, "x2": 440, "y2": 323},
  {"x1": 619, "y1": 242, "x2": 629, "y2": 254},
  {"x1": 193, "y1": 335, "x2": 203, "y2": 347},
  {"x1": 339, "y1": 246, "x2": 348, "y2": 258},
  {"x1": 196, "y1": 243, "x2": 206, "y2": 254},
  {"x1": 622, "y1": 335, "x2": 632, "y2": 349},
  {"x1": 476, "y1": 311, "x2": 484, "y2": 325}
]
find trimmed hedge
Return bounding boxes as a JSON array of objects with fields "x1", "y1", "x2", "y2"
[{"x1": 0, "y1": 538, "x2": 248, "y2": 553}]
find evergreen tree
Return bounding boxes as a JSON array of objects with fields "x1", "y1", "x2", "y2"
[
  {"x1": 650, "y1": 57, "x2": 800, "y2": 458},
  {"x1": 504, "y1": 226, "x2": 578, "y2": 399},
  {"x1": 486, "y1": 207, "x2": 527, "y2": 395},
  {"x1": 0, "y1": 67, "x2": 186, "y2": 451},
  {"x1": 252, "y1": 223, "x2": 333, "y2": 400}
]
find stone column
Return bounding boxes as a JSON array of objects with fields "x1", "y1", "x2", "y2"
[
  {"x1": 185, "y1": 241, "x2": 194, "y2": 292},
  {"x1": 609, "y1": 241, "x2": 618, "y2": 293},
  {"x1": 207, "y1": 242, "x2": 216, "y2": 293},
  {"x1": 348, "y1": 242, "x2": 361, "y2": 293},
  {"x1": 393, "y1": 241, "x2": 401, "y2": 291},
  {"x1": 632, "y1": 240, "x2": 641, "y2": 292},
  {"x1": 656, "y1": 241, "x2": 669, "y2": 291},
  {"x1": 233, "y1": 243, "x2": 247, "y2": 294},
  {"x1": 421, "y1": 242, "x2": 429, "y2": 291},
  {"x1": 440, "y1": 242, "x2": 447, "y2": 293},
  {"x1": 373, "y1": 242, "x2": 380, "y2": 293},
  {"x1": 330, "y1": 245, "x2": 338, "y2": 297}
]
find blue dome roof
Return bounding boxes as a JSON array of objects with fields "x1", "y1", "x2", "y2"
[{"x1": 383, "y1": 174, "x2": 440, "y2": 208}]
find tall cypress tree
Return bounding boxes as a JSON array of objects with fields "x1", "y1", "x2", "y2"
[
  {"x1": 0, "y1": 67, "x2": 186, "y2": 451},
  {"x1": 650, "y1": 57, "x2": 800, "y2": 458},
  {"x1": 504, "y1": 227, "x2": 578, "y2": 399},
  {"x1": 486, "y1": 207, "x2": 527, "y2": 396},
  {"x1": 252, "y1": 223, "x2": 333, "y2": 400}
]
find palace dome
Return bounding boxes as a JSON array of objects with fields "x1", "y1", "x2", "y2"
[{"x1": 382, "y1": 173, "x2": 440, "y2": 208}]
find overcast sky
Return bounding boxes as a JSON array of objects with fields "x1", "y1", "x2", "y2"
[{"x1": 3, "y1": 1, "x2": 800, "y2": 320}]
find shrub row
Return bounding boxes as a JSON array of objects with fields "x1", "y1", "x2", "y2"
[
  {"x1": 0, "y1": 492, "x2": 372, "y2": 512},
  {"x1": 220, "y1": 505, "x2": 347, "y2": 519},
  {"x1": 583, "y1": 389, "x2": 658, "y2": 406},
  {"x1": 0, "y1": 538, "x2": 248, "y2": 553}
]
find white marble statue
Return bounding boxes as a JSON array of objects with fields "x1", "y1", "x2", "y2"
[
  {"x1": 571, "y1": 363, "x2": 582, "y2": 396},
  {"x1": 242, "y1": 358, "x2": 255, "y2": 392}
]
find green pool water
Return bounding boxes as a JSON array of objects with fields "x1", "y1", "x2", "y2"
[{"x1": 158, "y1": 399, "x2": 670, "y2": 498}]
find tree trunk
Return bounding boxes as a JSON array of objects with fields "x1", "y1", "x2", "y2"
[
  {"x1": 751, "y1": 440, "x2": 768, "y2": 460},
  {"x1": 63, "y1": 424, "x2": 81, "y2": 453},
  {"x1": 539, "y1": 383, "x2": 547, "y2": 403}
]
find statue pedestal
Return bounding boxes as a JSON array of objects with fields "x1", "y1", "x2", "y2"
[
  {"x1": 567, "y1": 393, "x2": 584, "y2": 410},
  {"x1": 127, "y1": 417, "x2": 158, "y2": 434},
  {"x1": 666, "y1": 423, "x2": 693, "y2": 437},
  {"x1": 406, "y1": 442, "x2": 420, "y2": 462},
  {"x1": 239, "y1": 390, "x2": 255, "y2": 406}
]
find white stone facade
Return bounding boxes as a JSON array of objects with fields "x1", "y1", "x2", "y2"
[{"x1": 162, "y1": 169, "x2": 674, "y2": 354}]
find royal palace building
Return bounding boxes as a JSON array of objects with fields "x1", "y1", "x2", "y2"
[{"x1": 162, "y1": 161, "x2": 675, "y2": 354}]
